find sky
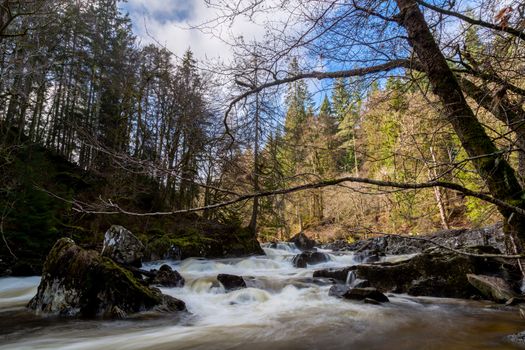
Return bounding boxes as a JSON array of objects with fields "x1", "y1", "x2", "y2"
[{"x1": 121, "y1": 0, "x2": 268, "y2": 63}]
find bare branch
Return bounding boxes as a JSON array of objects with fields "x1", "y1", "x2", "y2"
[
  {"x1": 417, "y1": 0, "x2": 525, "y2": 40},
  {"x1": 224, "y1": 59, "x2": 420, "y2": 143},
  {"x1": 54, "y1": 175, "x2": 525, "y2": 217}
]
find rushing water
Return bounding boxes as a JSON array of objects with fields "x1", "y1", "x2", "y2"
[{"x1": 0, "y1": 243, "x2": 523, "y2": 350}]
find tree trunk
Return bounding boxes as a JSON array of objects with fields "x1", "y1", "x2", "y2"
[
  {"x1": 395, "y1": 0, "x2": 525, "y2": 247},
  {"x1": 249, "y1": 62, "x2": 261, "y2": 237},
  {"x1": 429, "y1": 146, "x2": 449, "y2": 229},
  {"x1": 459, "y1": 77, "x2": 525, "y2": 181}
]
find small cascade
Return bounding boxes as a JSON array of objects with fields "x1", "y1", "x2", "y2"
[
  {"x1": 262, "y1": 242, "x2": 301, "y2": 257},
  {"x1": 345, "y1": 270, "x2": 357, "y2": 286}
]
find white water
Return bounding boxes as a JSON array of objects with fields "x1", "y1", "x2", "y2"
[{"x1": 0, "y1": 244, "x2": 523, "y2": 349}]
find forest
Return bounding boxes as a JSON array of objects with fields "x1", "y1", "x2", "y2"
[{"x1": 1, "y1": 0, "x2": 525, "y2": 349}]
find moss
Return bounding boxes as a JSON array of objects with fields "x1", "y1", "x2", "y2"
[{"x1": 31, "y1": 238, "x2": 181, "y2": 317}]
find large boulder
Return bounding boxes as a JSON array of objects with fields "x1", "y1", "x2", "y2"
[
  {"x1": 217, "y1": 274, "x2": 247, "y2": 291},
  {"x1": 292, "y1": 251, "x2": 330, "y2": 268},
  {"x1": 28, "y1": 238, "x2": 186, "y2": 318},
  {"x1": 467, "y1": 274, "x2": 518, "y2": 303},
  {"x1": 102, "y1": 225, "x2": 145, "y2": 267},
  {"x1": 338, "y1": 249, "x2": 520, "y2": 299},
  {"x1": 289, "y1": 232, "x2": 316, "y2": 251}
]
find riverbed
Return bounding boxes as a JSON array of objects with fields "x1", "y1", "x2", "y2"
[{"x1": 0, "y1": 243, "x2": 523, "y2": 349}]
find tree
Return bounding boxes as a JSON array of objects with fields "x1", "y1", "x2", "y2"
[{"x1": 207, "y1": 0, "x2": 525, "y2": 253}]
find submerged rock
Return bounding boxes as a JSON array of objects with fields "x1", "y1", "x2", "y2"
[
  {"x1": 467, "y1": 274, "x2": 517, "y2": 303},
  {"x1": 329, "y1": 285, "x2": 389, "y2": 303},
  {"x1": 218, "y1": 274, "x2": 247, "y2": 291},
  {"x1": 343, "y1": 287, "x2": 389, "y2": 303},
  {"x1": 151, "y1": 265, "x2": 185, "y2": 288},
  {"x1": 292, "y1": 251, "x2": 330, "y2": 268},
  {"x1": 102, "y1": 225, "x2": 145, "y2": 267},
  {"x1": 28, "y1": 238, "x2": 185, "y2": 318},
  {"x1": 289, "y1": 232, "x2": 316, "y2": 251}
]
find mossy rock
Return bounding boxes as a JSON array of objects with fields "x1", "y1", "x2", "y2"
[{"x1": 28, "y1": 238, "x2": 186, "y2": 318}]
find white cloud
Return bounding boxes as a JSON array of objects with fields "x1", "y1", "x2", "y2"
[{"x1": 124, "y1": 0, "x2": 269, "y2": 63}]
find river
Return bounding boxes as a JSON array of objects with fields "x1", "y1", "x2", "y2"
[{"x1": 0, "y1": 243, "x2": 523, "y2": 349}]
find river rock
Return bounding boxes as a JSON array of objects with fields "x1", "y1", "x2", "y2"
[
  {"x1": 352, "y1": 279, "x2": 371, "y2": 288},
  {"x1": 329, "y1": 285, "x2": 389, "y2": 303},
  {"x1": 289, "y1": 232, "x2": 316, "y2": 251},
  {"x1": 351, "y1": 250, "x2": 520, "y2": 299},
  {"x1": 467, "y1": 274, "x2": 518, "y2": 303},
  {"x1": 506, "y1": 331, "x2": 525, "y2": 347},
  {"x1": 323, "y1": 223, "x2": 507, "y2": 255},
  {"x1": 364, "y1": 298, "x2": 381, "y2": 305},
  {"x1": 313, "y1": 267, "x2": 354, "y2": 282},
  {"x1": 102, "y1": 225, "x2": 145, "y2": 267},
  {"x1": 28, "y1": 238, "x2": 186, "y2": 318},
  {"x1": 292, "y1": 251, "x2": 330, "y2": 268},
  {"x1": 218, "y1": 274, "x2": 246, "y2": 291},
  {"x1": 151, "y1": 265, "x2": 185, "y2": 288},
  {"x1": 353, "y1": 249, "x2": 384, "y2": 263}
]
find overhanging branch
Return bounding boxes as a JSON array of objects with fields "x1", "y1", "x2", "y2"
[
  {"x1": 224, "y1": 59, "x2": 420, "y2": 143},
  {"x1": 59, "y1": 176, "x2": 525, "y2": 217}
]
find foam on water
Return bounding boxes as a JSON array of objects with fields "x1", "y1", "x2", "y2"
[{"x1": 0, "y1": 244, "x2": 523, "y2": 350}]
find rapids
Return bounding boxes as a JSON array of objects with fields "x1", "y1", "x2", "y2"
[{"x1": 0, "y1": 243, "x2": 523, "y2": 349}]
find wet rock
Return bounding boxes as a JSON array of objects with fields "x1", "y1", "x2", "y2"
[
  {"x1": 324, "y1": 223, "x2": 506, "y2": 255},
  {"x1": 364, "y1": 298, "x2": 381, "y2": 305},
  {"x1": 354, "y1": 249, "x2": 384, "y2": 263},
  {"x1": 329, "y1": 284, "x2": 350, "y2": 298},
  {"x1": 151, "y1": 265, "x2": 185, "y2": 288},
  {"x1": 354, "y1": 250, "x2": 520, "y2": 299},
  {"x1": 329, "y1": 285, "x2": 389, "y2": 303},
  {"x1": 352, "y1": 279, "x2": 371, "y2": 288},
  {"x1": 506, "y1": 331, "x2": 525, "y2": 346},
  {"x1": 217, "y1": 274, "x2": 246, "y2": 291},
  {"x1": 313, "y1": 267, "x2": 354, "y2": 282},
  {"x1": 292, "y1": 251, "x2": 330, "y2": 268},
  {"x1": 28, "y1": 238, "x2": 186, "y2": 318},
  {"x1": 102, "y1": 225, "x2": 145, "y2": 267},
  {"x1": 344, "y1": 287, "x2": 389, "y2": 303},
  {"x1": 467, "y1": 274, "x2": 518, "y2": 303},
  {"x1": 289, "y1": 232, "x2": 316, "y2": 251}
]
